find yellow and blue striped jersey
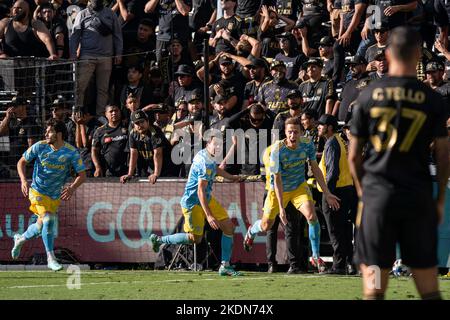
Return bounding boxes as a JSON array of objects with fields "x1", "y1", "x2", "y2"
[
  {"x1": 23, "y1": 141, "x2": 86, "y2": 200},
  {"x1": 269, "y1": 138, "x2": 316, "y2": 192}
]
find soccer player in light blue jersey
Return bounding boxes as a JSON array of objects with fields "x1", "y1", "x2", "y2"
[
  {"x1": 149, "y1": 132, "x2": 243, "y2": 276},
  {"x1": 11, "y1": 119, "x2": 86, "y2": 271},
  {"x1": 244, "y1": 117, "x2": 340, "y2": 273}
]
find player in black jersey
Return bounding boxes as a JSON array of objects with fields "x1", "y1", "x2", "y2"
[{"x1": 348, "y1": 27, "x2": 449, "y2": 300}]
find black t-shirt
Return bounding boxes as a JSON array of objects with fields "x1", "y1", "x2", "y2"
[
  {"x1": 118, "y1": 0, "x2": 146, "y2": 35},
  {"x1": 190, "y1": 0, "x2": 216, "y2": 30},
  {"x1": 300, "y1": 0, "x2": 327, "y2": 16},
  {"x1": 257, "y1": 78, "x2": 298, "y2": 114},
  {"x1": 298, "y1": 77, "x2": 336, "y2": 117},
  {"x1": 350, "y1": 77, "x2": 448, "y2": 190},
  {"x1": 237, "y1": 0, "x2": 263, "y2": 16},
  {"x1": 276, "y1": 0, "x2": 300, "y2": 20},
  {"x1": 157, "y1": 0, "x2": 192, "y2": 42},
  {"x1": 65, "y1": 118, "x2": 76, "y2": 147},
  {"x1": 244, "y1": 77, "x2": 270, "y2": 105},
  {"x1": 365, "y1": 44, "x2": 386, "y2": 63},
  {"x1": 322, "y1": 58, "x2": 334, "y2": 80},
  {"x1": 434, "y1": 81, "x2": 450, "y2": 117},
  {"x1": 272, "y1": 109, "x2": 297, "y2": 139},
  {"x1": 129, "y1": 125, "x2": 173, "y2": 176},
  {"x1": 46, "y1": 17, "x2": 70, "y2": 59},
  {"x1": 167, "y1": 82, "x2": 202, "y2": 107},
  {"x1": 7, "y1": 116, "x2": 41, "y2": 165},
  {"x1": 338, "y1": 76, "x2": 370, "y2": 121},
  {"x1": 211, "y1": 15, "x2": 243, "y2": 53},
  {"x1": 341, "y1": 0, "x2": 367, "y2": 30},
  {"x1": 239, "y1": 116, "x2": 274, "y2": 175},
  {"x1": 274, "y1": 52, "x2": 308, "y2": 81},
  {"x1": 79, "y1": 117, "x2": 102, "y2": 172},
  {"x1": 92, "y1": 123, "x2": 129, "y2": 176},
  {"x1": 374, "y1": 0, "x2": 413, "y2": 29}
]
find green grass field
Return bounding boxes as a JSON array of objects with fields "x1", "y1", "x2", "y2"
[{"x1": 0, "y1": 270, "x2": 449, "y2": 300}]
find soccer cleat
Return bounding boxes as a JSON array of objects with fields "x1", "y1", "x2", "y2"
[
  {"x1": 149, "y1": 234, "x2": 161, "y2": 253},
  {"x1": 11, "y1": 234, "x2": 24, "y2": 260},
  {"x1": 310, "y1": 257, "x2": 327, "y2": 274},
  {"x1": 47, "y1": 260, "x2": 63, "y2": 271},
  {"x1": 219, "y1": 265, "x2": 242, "y2": 276},
  {"x1": 243, "y1": 227, "x2": 254, "y2": 252}
]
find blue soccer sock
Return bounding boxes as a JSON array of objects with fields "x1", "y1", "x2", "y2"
[
  {"x1": 42, "y1": 214, "x2": 56, "y2": 253},
  {"x1": 221, "y1": 233, "x2": 233, "y2": 264},
  {"x1": 308, "y1": 220, "x2": 321, "y2": 259},
  {"x1": 23, "y1": 222, "x2": 42, "y2": 240},
  {"x1": 249, "y1": 220, "x2": 262, "y2": 237},
  {"x1": 160, "y1": 233, "x2": 191, "y2": 245}
]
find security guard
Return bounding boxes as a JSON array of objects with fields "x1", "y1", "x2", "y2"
[
  {"x1": 317, "y1": 114, "x2": 356, "y2": 275},
  {"x1": 256, "y1": 60, "x2": 298, "y2": 115},
  {"x1": 425, "y1": 60, "x2": 450, "y2": 113},
  {"x1": 299, "y1": 58, "x2": 336, "y2": 117}
]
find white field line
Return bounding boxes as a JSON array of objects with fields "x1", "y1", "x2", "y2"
[{"x1": 1, "y1": 275, "x2": 332, "y2": 290}]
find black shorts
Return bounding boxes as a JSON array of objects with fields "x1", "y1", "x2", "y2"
[{"x1": 354, "y1": 184, "x2": 438, "y2": 269}]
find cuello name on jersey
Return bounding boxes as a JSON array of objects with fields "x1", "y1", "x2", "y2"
[{"x1": 372, "y1": 87, "x2": 426, "y2": 104}]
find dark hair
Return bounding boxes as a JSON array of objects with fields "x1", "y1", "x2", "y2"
[
  {"x1": 387, "y1": 26, "x2": 422, "y2": 62},
  {"x1": 139, "y1": 18, "x2": 154, "y2": 28},
  {"x1": 301, "y1": 110, "x2": 318, "y2": 120},
  {"x1": 249, "y1": 103, "x2": 265, "y2": 114},
  {"x1": 39, "y1": 3, "x2": 53, "y2": 11},
  {"x1": 46, "y1": 118, "x2": 68, "y2": 140},
  {"x1": 285, "y1": 117, "x2": 301, "y2": 127},
  {"x1": 105, "y1": 104, "x2": 120, "y2": 111},
  {"x1": 128, "y1": 64, "x2": 144, "y2": 74}
]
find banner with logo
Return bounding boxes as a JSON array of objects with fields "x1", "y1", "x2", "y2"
[{"x1": 0, "y1": 180, "x2": 287, "y2": 264}]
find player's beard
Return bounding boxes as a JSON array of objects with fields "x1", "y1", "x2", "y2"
[
  {"x1": 273, "y1": 72, "x2": 285, "y2": 84},
  {"x1": 13, "y1": 11, "x2": 27, "y2": 22}
]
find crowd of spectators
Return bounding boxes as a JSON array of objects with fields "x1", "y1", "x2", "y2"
[
  {"x1": 0, "y1": 0, "x2": 449, "y2": 273},
  {"x1": 1, "y1": 0, "x2": 450, "y2": 180}
]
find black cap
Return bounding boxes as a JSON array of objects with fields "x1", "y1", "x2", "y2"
[
  {"x1": 175, "y1": 98, "x2": 187, "y2": 107},
  {"x1": 270, "y1": 60, "x2": 286, "y2": 70},
  {"x1": 174, "y1": 64, "x2": 194, "y2": 77},
  {"x1": 374, "y1": 49, "x2": 386, "y2": 61},
  {"x1": 346, "y1": 55, "x2": 367, "y2": 66},
  {"x1": 154, "y1": 103, "x2": 170, "y2": 114},
  {"x1": 287, "y1": 89, "x2": 302, "y2": 99},
  {"x1": 303, "y1": 57, "x2": 323, "y2": 69},
  {"x1": 188, "y1": 90, "x2": 203, "y2": 103},
  {"x1": 219, "y1": 56, "x2": 233, "y2": 65},
  {"x1": 319, "y1": 36, "x2": 335, "y2": 47},
  {"x1": 318, "y1": 114, "x2": 338, "y2": 129},
  {"x1": 52, "y1": 96, "x2": 66, "y2": 107},
  {"x1": 10, "y1": 96, "x2": 29, "y2": 106},
  {"x1": 246, "y1": 57, "x2": 267, "y2": 69},
  {"x1": 426, "y1": 60, "x2": 445, "y2": 73},
  {"x1": 130, "y1": 110, "x2": 148, "y2": 123},
  {"x1": 170, "y1": 37, "x2": 183, "y2": 45},
  {"x1": 276, "y1": 32, "x2": 294, "y2": 40},
  {"x1": 213, "y1": 95, "x2": 228, "y2": 104}
]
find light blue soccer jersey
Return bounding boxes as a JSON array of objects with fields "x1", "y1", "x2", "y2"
[
  {"x1": 23, "y1": 141, "x2": 86, "y2": 199},
  {"x1": 269, "y1": 138, "x2": 316, "y2": 192},
  {"x1": 180, "y1": 149, "x2": 217, "y2": 210}
]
